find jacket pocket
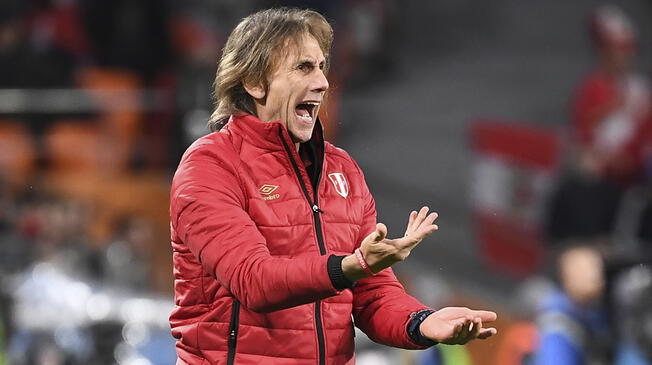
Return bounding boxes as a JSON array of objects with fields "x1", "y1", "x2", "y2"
[{"x1": 227, "y1": 299, "x2": 240, "y2": 365}]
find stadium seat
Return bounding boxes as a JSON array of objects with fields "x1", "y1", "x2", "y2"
[
  {"x1": 0, "y1": 120, "x2": 36, "y2": 185},
  {"x1": 493, "y1": 321, "x2": 538, "y2": 365},
  {"x1": 76, "y1": 68, "x2": 143, "y2": 163},
  {"x1": 45, "y1": 120, "x2": 128, "y2": 173}
]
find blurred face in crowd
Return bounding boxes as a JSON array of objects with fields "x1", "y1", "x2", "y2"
[
  {"x1": 560, "y1": 246, "x2": 605, "y2": 306},
  {"x1": 245, "y1": 34, "x2": 329, "y2": 147},
  {"x1": 599, "y1": 43, "x2": 635, "y2": 74}
]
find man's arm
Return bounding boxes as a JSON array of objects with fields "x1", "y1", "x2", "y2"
[
  {"x1": 352, "y1": 268, "x2": 432, "y2": 349},
  {"x1": 346, "y1": 165, "x2": 497, "y2": 346},
  {"x1": 343, "y1": 169, "x2": 434, "y2": 348},
  {"x1": 171, "y1": 146, "x2": 340, "y2": 313}
]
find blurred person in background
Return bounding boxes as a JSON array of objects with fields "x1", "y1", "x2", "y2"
[
  {"x1": 0, "y1": 176, "x2": 33, "y2": 276},
  {"x1": 634, "y1": 111, "x2": 652, "y2": 260},
  {"x1": 101, "y1": 215, "x2": 154, "y2": 291},
  {"x1": 548, "y1": 3, "x2": 651, "y2": 253},
  {"x1": 533, "y1": 245, "x2": 611, "y2": 365},
  {"x1": 170, "y1": 7, "x2": 497, "y2": 365},
  {"x1": 0, "y1": 0, "x2": 82, "y2": 91},
  {"x1": 26, "y1": 197, "x2": 100, "y2": 279},
  {"x1": 170, "y1": 12, "x2": 224, "y2": 163},
  {"x1": 572, "y1": 4, "x2": 650, "y2": 188},
  {"x1": 546, "y1": 8, "x2": 652, "y2": 365},
  {"x1": 0, "y1": 0, "x2": 75, "y2": 119},
  {"x1": 611, "y1": 264, "x2": 652, "y2": 365},
  {"x1": 492, "y1": 278, "x2": 554, "y2": 365},
  {"x1": 548, "y1": 5, "x2": 652, "y2": 255}
]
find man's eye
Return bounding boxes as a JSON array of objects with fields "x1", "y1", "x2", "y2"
[{"x1": 298, "y1": 63, "x2": 313, "y2": 72}]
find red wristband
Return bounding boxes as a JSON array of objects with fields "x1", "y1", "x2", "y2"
[{"x1": 354, "y1": 248, "x2": 376, "y2": 277}]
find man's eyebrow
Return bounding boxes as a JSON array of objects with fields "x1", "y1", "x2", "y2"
[
  {"x1": 296, "y1": 58, "x2": 326, "y2": 67},
  {"x1": 296, "y1": 58, "x2": 325, "y2": 65}
]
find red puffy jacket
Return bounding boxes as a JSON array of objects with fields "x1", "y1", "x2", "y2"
[{"x1": 169, "y1": 114, "x2": 429, "y2": 364}]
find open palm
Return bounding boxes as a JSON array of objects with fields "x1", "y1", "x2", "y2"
[{"x1": 419, "y1": 307, "x2": 498, "y2": 345}]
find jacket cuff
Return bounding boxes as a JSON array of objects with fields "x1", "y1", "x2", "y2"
[
  {"x1": 327, "y1": 255, "x2": 354, "y2": 290},
  {"x1": 407, "y1": 309, "x2": 438, "y2": 347}
]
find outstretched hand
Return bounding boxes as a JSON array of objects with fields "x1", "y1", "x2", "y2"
[
  {"x1": 360, "y1": 206, "x2": 439, "y2": 274},
  {"x1": 419, "y1": 307, "x2": 498, "y2": 344}
]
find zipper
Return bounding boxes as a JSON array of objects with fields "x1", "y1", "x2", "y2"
[
  {"x1": 278, "y1": 129, "x2": 326, "y2": 365},
  {"x1": 314, "y1": 301, "x2": 326, "y2": 365},
  {"x1": 227, "y1": 299, "x2": 240, "y2": 365}
]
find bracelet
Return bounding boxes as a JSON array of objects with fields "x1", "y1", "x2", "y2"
[{"x1": 354, "y1": 248, "x2": 376, "y2": 277}]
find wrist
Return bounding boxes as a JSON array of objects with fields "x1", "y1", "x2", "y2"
[
  {"x1": 354, "y1": 248, "x2": 376, "y2": 277},
  {"x1": 327, "y1": 255, "x2": 354, "y2": 290},
  {"x1": 408, "y1": 309, "x2": 438, "y2": 347},
  {"x1": 341, "y1": 253, "x2": 369, "y2": 282}
]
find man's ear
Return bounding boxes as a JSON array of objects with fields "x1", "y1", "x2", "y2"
[{"x1": 243, "y1": 80, "x2": 266, "y2": 100}]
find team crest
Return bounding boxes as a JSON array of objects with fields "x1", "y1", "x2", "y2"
[{"x1": 328, "y1": 173, "x2": 349, "y2": 198}]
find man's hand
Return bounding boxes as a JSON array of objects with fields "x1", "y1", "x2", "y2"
[
  {"x1": 362, "y1": 206, "x2": 439, "y2": 272},
  {"x1": 342, "y1": 207, "x2": 438, "y2": 281},
  {"x1": 419, "y1": 307, "x2": 498, "y2": 345}
]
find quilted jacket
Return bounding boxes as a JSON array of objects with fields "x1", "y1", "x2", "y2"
[{"x1": 169, "y1": 114, "x2": 429, "y2": 364}]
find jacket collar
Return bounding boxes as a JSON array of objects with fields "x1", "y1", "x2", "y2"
[{"x1": 224, "y1": 113, "x2": 325, "y2": 155}]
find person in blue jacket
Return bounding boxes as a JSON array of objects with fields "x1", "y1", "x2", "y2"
[{"x1": 533, "y1": 245, "x2": 611, "y2": 365}]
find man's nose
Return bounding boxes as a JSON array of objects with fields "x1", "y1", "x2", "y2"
[{"x1": 311, "y1": 69, "x2": 329, "y2": 93}]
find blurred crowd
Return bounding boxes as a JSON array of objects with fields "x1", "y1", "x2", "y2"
[
  {"x1": 494, "y1": 5, "x2": 652, "y2": 365},
  {"x1": 1, "y1": 0, "x2": 651, "y2": 364}
]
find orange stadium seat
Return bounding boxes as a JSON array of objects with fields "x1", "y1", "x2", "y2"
[
  {"x1": 493, "y1": 321, "x2": 539, "y2": 365},
  {"x1": 76, "y1": 68, "x2": 143, "y2": 163},
  {"x1": 0, "y1": 120, "x2": 36, "y2": 185},
  {"x1": 45, "y1": 120, "x2": 128, "y2": 173}
]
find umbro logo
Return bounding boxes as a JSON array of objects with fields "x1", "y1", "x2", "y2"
[{"x1": 259, "y1": 184, "x2": 280, "y2": 201}]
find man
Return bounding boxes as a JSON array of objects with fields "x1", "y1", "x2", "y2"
[
  {"x1": 533, "y1": 246, "x2": 611, "y2": 365},
  {"x1": 571, "y1": 4, "x2": 650, "y2": 186},
  {"x1": 169, "y1": 8, "x2": 497, "y2": 364}
]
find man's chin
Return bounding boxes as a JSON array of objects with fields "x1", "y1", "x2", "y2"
[{"x1": 290, "y1": 132, "x2": 313, "y2": 145}]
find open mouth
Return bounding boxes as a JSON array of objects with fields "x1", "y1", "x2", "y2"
[{"x1": 295, "y1": 101, "x2": 319, "y2": 123}]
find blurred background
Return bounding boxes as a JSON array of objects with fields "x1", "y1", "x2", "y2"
[{"x1": 0, "y1": 0, "x2": 651, "y2": 364}]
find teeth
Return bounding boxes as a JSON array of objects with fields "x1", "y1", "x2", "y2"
[
  {"x1": 296, "y1": 114, "x2": 312, "y2": 122},
  {"x1": 296, "y1": 101, "x2": 319, "y2": 122}
]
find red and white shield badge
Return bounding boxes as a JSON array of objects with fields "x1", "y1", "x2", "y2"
[{"x1": 328, "y1": 172, "x2": 349, "y2": 198}]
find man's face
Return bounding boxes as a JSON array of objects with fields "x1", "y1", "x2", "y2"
[
  {"x1": 560, "y1": 246, "x2": 604, "y2": 306},
  {"x1": 249, "y1": 35, "x2": 329, "y2": 144}
]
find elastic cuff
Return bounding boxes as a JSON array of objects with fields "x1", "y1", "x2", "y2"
[
  {"x1": 327, "y1": 255, "x2": 354, "y2": 290},
  {"x1": 407, "y1": 309, "x2": 438, "y2": 347}
]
